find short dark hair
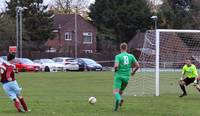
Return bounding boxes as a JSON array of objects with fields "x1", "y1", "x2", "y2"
[
  {"x1": 120, "y1": 42, "x2": 128, "y2": 51},
  {"x1": 185, "y1": 57, "x2": 192, "y2": 60},
  {"x1": 7, "y1": 53, "x2": 15, "y2": 61}
]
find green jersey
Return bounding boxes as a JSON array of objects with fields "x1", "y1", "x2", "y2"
[
  {"x1": 182, "y1": 64, "x2": 198, "y2": 78},
  {"x1": 114, "y1": 52, "x2": 137, "y2": 77}
]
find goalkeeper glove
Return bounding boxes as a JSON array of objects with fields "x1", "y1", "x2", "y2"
[{"x1": 194, "y1": 80, "x2": 198, "y2": 84}]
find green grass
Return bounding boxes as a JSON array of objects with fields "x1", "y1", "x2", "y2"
[{"x1": 0, "y1": 71, "x2": 200, "y2": 116}]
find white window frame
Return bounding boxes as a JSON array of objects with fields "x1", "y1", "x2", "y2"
[
  {"x1": 83, "y1": 32, "x2": 93, "y2": 44},
  {"x1": 65, "y1": 32, "x2": 72, "y2": 41},
  {"x1": 82, "y1": 50, "x2": 93, "y2": 53}
]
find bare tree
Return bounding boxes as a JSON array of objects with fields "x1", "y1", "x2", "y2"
[
  {"x1": 50, "y1": 0, "x2": 90, "y2": 15},
  {"x1": 147, "y1": 0, "x2": 163, "y2": 13},
  {"x1": 50, "y1": 0, "x2": 72, "y2": 14}
]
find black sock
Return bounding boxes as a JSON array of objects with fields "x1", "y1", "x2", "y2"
[{"x1": 180, "y1": 84, "x2": 187, "y2": 94}]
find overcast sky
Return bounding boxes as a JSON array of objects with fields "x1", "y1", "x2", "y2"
[{"x1": 0, "y1": 0, "x2": 95, "y2": 12}]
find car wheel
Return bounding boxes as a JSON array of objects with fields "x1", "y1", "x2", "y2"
[
  {"x1": 44, "y1": 66, "x2": 50, "y2": 72},
  {"x1": 22, "y1": 68, "x2": 26, "y2": 72}
]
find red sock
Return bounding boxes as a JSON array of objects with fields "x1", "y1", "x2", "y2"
[
  {"x1": 19, "y1": 98, "x2": 28, "y2": 112},
  {"x1": 119, "y1": 90, "x2": 123, "y2": 95},
  {"x1": 14, "y1": 101, "x2": 21, "y2": 112}
]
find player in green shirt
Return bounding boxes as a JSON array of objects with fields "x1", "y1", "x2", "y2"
[
  {"x1": 179, "y1": 57, "x2": 200, "y2": 97},
  {"x1": 113, "y1": 43, "x2": 140, "y2": 111}
]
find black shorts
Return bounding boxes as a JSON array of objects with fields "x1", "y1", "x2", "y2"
[{"x1": 183, "y1": 77, "x2": 195, "y2": 86}]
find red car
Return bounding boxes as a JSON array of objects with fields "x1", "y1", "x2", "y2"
[{"x1": 14, "y1": 58, "x2": 41, "y2": 72}]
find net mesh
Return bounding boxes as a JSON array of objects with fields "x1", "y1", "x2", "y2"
[{"x1": 125, "y1": 30, "x2": 200, "y2": 96}]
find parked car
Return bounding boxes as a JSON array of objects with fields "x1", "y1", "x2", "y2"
[
  {"x1": 52, "y1": 57, "x2": 74, "y2": 65},
  {"x1": 78, "y1": 58, "x2": 103, "y2": 71},
  {"x1": 14, "y1": 58, "x2": 41, "y2": 72},
  {"x1": 53, "y1": 57, "x2": 79, "y2": 71},
  {"x1": 33, "y1": 59, "x2": 66, "y2": 72},
  {"x1": 75, "y1": 58, "x2": 85, "y2": 71},
  {"x1": 0, "y1": 57, "x2": 9, "y2": 64}
]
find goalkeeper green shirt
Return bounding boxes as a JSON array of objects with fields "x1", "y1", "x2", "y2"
[
  {"x1": 182, "y1": 64, "x2": 198, "y2": 78},
  {"x1": 115, "y1": 52, "x2": 137, "y2": 77}
]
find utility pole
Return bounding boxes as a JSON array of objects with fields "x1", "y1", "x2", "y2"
[
  {"x1": 19, "y1": 8, "x2": 23, "y2": 58},
  {"x1": 58, "y1": 24, "x2": 62, "y2": 47},
  {"x1": 74, "y1": 7, "x2": 78, "y2": 58},
  {"x1": 151, "y1": 15, "x2": 158, "y2": 30},
  {"x1": 16, "y1": 6, "x2": 19, "y2": 57},
  {"x1": 16, "y1": 2, "x2": 26, "y2": 58}
]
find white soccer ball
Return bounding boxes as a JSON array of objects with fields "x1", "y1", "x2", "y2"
[{"x1": 88, "y1": 96, "x2": 96, "y2": 104}]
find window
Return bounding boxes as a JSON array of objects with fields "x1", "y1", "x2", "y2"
[
  {"x1": 81, "y1": 50, "x2": 93, "y2": 53},
  {"x1": 53, "y1": 58, "x2": 63, "y2": 62},
  {"x1": 83, "y1": 32, "x2": 92, "y2": 44},
  {"x1": 65, "y1": 32, "x2": 72, "y2": 40},
  {"x1": 57, "y1": 58, "x2": 63, "y2": 62}
]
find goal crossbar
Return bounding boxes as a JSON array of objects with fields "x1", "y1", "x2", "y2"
[{"x1": 156, "y1": 29, "x2": 200, "y2": 33}]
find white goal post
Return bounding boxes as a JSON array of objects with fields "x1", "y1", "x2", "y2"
[{"x1": 126, "y1": 29, "x2": 200, "y2": 96}]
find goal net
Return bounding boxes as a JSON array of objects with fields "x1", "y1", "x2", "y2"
[{"x1": 125, "y1": 29, "x2": 200, "y2": 96}]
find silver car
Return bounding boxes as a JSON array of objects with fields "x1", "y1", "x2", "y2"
[
  {"x1": 34, "y1": 59, "x2": 60, "y2": 72},
  {"x1": 52, "y1": 57, "x2": 79, "y2": 71}
]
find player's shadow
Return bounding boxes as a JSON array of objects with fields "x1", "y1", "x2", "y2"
[
  {"x1": 1, "y1": 110, "x2": 20, "y2": 114},
  {"x1": 178, "y1": 96, "x2": 200, "y2": 101}
]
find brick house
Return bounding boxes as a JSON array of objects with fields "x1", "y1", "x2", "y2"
[{"x1": 46, "y1": 14, "x2": 97, "y2": 57}]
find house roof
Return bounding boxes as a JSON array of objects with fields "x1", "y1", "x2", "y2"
[
  {"x1": 53, "y1": 14, "x2": 95, "y2": 31},
  {"x1": 53, "y1": 14, "x2": 75, "y2": 30},
  {"x1": 128, "y1": 32, "x2": 145, "y2": 49}
]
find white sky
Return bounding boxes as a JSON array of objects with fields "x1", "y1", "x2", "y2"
[
  {"x1": 43, "y1": 0, "x2": 95, "y2": 5},
  {"x1": 0, "y1": 0, "x2": 163, "y2": 13},
  {"x1": 0, "y1": 0, "x2": 95, "y2": 12}
]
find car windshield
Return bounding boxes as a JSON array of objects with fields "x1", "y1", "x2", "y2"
[
  {"x1": 33, "y1": 60, "x2": 40, "y2": 63},
  {"x1": 0, "y1": 58, "x2": 9, "y2": 64},
  {"x1": 21, "y1": 58, "x2": 34, "y2": 64},
  {"x1": 42, "y1": 59, "x2": 55, "y2": 63},
  {"x1": 65, "y1": 58, "x2": 74, "y2": 61},
  {"x1": 75, "y1": 59, "x2": 84, "y2": 63},
  {"x1": 83, "y1": 59, "x2": 97, "y2": 65},
  {"x1": 68, "y1": 60, "x2": 76, "y2": 62}
]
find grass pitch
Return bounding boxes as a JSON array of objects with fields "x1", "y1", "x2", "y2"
[{"x1": 0, "y1": 71, "x2": 200, "y2": 116}]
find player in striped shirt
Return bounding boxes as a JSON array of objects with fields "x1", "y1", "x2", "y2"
[{"x1": 0, "y1": 53, "x2": 29, "y2": 112}]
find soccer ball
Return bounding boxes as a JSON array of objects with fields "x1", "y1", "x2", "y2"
[{"x1": 88, "y1": 97, "x2": 96, "y2": 104}]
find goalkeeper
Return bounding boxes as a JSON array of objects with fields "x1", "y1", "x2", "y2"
[{"x1": 179, "y1": 57, "x2": 200, "y2": 97}]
